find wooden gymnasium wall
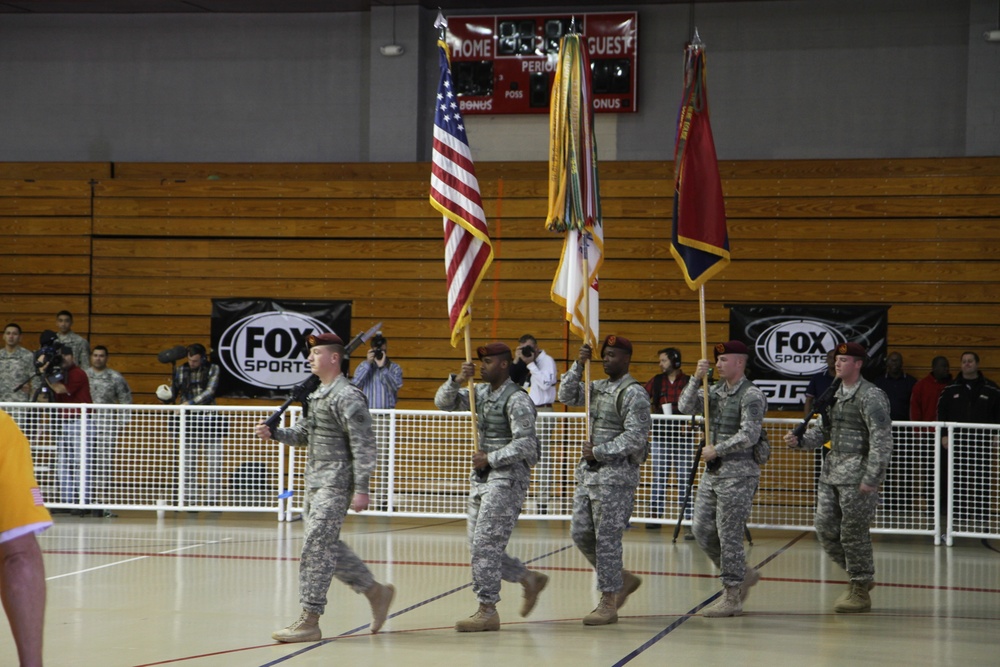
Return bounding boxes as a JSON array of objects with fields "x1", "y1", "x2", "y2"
[{"x1": 1, "y1": 158, "x2": 999, "y2": 411}]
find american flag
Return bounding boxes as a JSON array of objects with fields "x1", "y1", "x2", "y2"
[{"x1": 429, "y1": 38, "x2": 494, "y2": 347}]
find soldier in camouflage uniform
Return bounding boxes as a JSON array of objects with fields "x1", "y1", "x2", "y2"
[
  {"x1": 558, "y1": 335, "x2": 651, "y2": 626},
  {"x1": 435, "y1": 341, "x2": 547, "y2": 632},
  {"x1": 86, "y1": 346, "x2": 133, "y2": 517},
  {"x1": 254, "y1": 333, "x2": 395, "y2": 642},
  {"x1": 1, "y1": 324, "x2": 36, "y2": 403},
  {"x1": 54, "y1": 311, "x2": 90, "y2": 371},
  {"x1": 785, "y1": 341, "x2": 893, "y2": 613},
  {"x1": 678, "y1": 340, "x2": 767, "y2": 618}
]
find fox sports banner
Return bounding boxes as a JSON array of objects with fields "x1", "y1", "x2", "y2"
[
  {"x1": 728, "y1": 304, "x2": 889, "y2": 409},
  {"x1": 211, "y1": 299, "x2": 351, "y2": 399}
]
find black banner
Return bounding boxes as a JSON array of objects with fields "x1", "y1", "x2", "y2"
[
  {"x1": 211, "y1": 299, "x2": 351, "y2": 399},
  {"x1": 728, "y1": 304, "x2": 889, "y2": 409}
]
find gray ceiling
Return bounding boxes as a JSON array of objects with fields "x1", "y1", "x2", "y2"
[{"x1": 0, "y1": 0, "x2": 745, "y2": 14}]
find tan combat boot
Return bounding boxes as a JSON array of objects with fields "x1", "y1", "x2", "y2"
[
  {"x1": 272, "y1": 610, "x2": 321, "y2": 643},
  {"x1": 520, "y1": 570, "x2": 549, "y2": 617},
  {"x1": 582, "y1": 591, "x2": 619, "y2": 626},
  {"x1": 739, "y1": 566, "x2": 761, "y2": 603},
  {"x1": 615, "y1": 570, "x2": 642, "y2": 611},
  {"x1": 833, "y1": 581, "x2": 872, "y2": 613},
  {"x1": 703, "y1": 585, "x2": 743, "y2": 618},
  {"x1": 365, "y1": 582, "x2": 396, "y2": 633},
  {"x1": 455, "y1": 603, "x2": 500, "y2": 632}
]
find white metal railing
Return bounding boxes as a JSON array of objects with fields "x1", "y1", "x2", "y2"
[{"x1": 5, "y1": 402, "x2": 996, "y2": 545}]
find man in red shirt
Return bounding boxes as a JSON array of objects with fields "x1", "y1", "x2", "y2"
[
  {"x1": 45, "y1": 347, "x2": 93, "y2": 511},
  {"x1": 643, "y1": 347, "x2": 692, "y2": 531},
  {"x1": 910, "y1": 356, "x2": 951, "y2": 421}
]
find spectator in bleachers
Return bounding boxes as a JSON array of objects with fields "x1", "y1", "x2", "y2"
[
  {"x1": 874, "y1": 352, "x2": 917, "y2": 422},
  {"x1": 54, "y1": 310, "x2": 90, "y2": 371},
  {"x1": 936, "y1": 351, "x2": 1000, "y2": 527},
  {"x1": 86, "y1": 346, "x2": 133, "y2": 518}
]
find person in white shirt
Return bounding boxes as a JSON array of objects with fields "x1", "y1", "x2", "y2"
[{"x1": 512, "y1": 335, "x2": 558, "y2": 513}]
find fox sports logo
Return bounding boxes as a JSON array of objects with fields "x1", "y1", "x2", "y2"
[
  {"x1": 754, "y1": 319, "x2": 842, "y2": 377},
  {"x1": 218, "y1": 312, "x2": 331, "y2": 389}
]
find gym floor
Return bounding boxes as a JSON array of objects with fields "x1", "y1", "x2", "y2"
[{"x1": 6, "y1": 513, "x2": 998, "y2": 666}]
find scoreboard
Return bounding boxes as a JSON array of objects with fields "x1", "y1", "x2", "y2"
[{"x1": 445, "y1": 12, "x2": 638, "y2": 115}]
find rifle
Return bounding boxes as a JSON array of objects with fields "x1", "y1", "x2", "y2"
[
  {"x1": 343, "y1": 321, "x2": 383, "y2": 360},
  {"x1": 792, "y1": 378, "x2": 842, "y2": 440},
  {"x1": 263, "y1": 375, "x2": 321, "y2": 432}
]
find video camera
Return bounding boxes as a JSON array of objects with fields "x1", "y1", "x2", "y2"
[{"x1": 34, "y1": 330, "x2": 65, "y2": 383}]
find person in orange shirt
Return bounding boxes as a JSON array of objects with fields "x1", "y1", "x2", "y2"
[{"x1": 0, "y1": 409, "x2": 53, "y2": 667}]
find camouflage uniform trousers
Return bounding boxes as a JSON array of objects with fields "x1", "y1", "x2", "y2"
[
  {"x1": 299, "y1": 485, "x2": 375, "y2": 616},
  {"x1": 815, "y1": 482, "x2": 879, "y2": 584},
  {"x1": 467, "y1": 476, "x2": 530, "y2": 604},
  {"x1": 571, "y1": 483, "x2": 636, "y2": 592},
  {"x1": 692, "y1": 474, "x2": 758, "y2": 587}
]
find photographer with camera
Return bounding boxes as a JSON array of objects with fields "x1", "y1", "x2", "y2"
[
  {"x1": 350, "y1": 332, "x2": 403, "y2": 410},
  {"x1": 39, "y1": 345, "x2": 94, "y2": 512}
]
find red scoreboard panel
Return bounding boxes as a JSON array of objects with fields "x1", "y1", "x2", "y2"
[{"x1": 446, "y1": 12, "x2": 638, "y2": 114}]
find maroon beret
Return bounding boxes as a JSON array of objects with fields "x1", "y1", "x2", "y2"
[
  {"x1": 714, "y1": 340, "x2": 750, "y2": 358},
  {"x1": 836, "y1": 341, "x2": 867, "y2": 358},
  {"x1": 307, "y1": 332, "x2": 344, "y2": 347},
  {"x1": 600, "y1": 334, "x2": 633, "y2": 356},
  {"x1": 477, "y1": 342, "x2": 511, "y2": 359}
]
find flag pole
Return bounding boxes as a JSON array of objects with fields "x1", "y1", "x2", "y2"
[
  {"x1": 581, "y1": 234, "x2": 592, "y2": 441},
  {"x1": 463, "y1": 322, "x2": 479, "y2": 451},
  {"x1": 699, "y1": 285, "x2": 711, "y2": 444}
]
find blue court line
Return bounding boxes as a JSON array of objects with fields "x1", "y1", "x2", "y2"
[
  {"x1": 256, "y1": 543, "x2": 575, "y2": 667},
  {"x1": 610, "y1": 531, "x2": 810, "y2": 667}
]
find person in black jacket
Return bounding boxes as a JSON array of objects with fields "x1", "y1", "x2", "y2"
[{"x1": 936, "y1": 351, "x2": 1000, "y2": 527}]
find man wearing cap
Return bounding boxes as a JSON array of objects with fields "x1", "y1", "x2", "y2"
[
  {"x1": 678, "y1": 340, "x2": 768, "y2": 618},
  {"x1": 162, "y1": 344, "x2": 223, "y2": 506},
  {"x1": 434, "y1": 342, "x2": 546, "y2": 632},
  {"x1": 785, "y1": 342, "x2": 893, "y2": 613},
  {"x1": 558, "y1": 335, "x2": 650, "y2": 626},
  {"x1": 255, "y1": 332, "x2": 395, "y2": 642}
]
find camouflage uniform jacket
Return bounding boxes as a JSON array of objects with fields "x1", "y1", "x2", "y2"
[
  {"x1": 801, "y1": 378, "x2": 893, "y2": 487},
  {"x1": 273, "y1": 375, "x2": 377, "y2": 494},
  {"x1": 56, "y1": 332, "x2": 91, "y2": 370},
  {"x1": 0, "y1": 346, "x2": 36, "y2": 402},
  {"x1": 678, "y1": 375, "x2": 767, "y2": 478},
  {"x1": 86, "y1": 367, "x2": 133, "y2": 404},
  {"x1": 434, "y1": 376, "x2": 538, "y2": 486},
  {"x1": 558, "y1": 363, "x2": 651, "y2": 487}
]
